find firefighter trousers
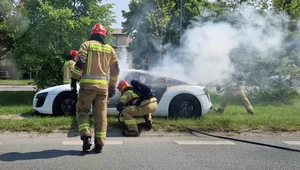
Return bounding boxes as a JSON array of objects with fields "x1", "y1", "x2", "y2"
[
  {"x1": 122, "y1": 98, "x2": 157, "y2": 132},
  {"x1": 76, "y1": 88, "x2": 108, "y2": 146},
  {"x1": 218, "y1": 85, "x2": 253, "y2": 112}
]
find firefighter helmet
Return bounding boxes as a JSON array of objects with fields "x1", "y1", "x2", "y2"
[
  {"x1": 91, "y1": 23, "x2": 107, "y2": 37},
  {"x1": 69, "y1": 50, "x2": 78, "y2": 59},
  {"x1": 117, "y1": 80, "x2": 130, "y2": 93}
]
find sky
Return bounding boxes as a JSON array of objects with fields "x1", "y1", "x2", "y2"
[{"x1": 102, "y1": 0, "x2": 131, "y2": 28}]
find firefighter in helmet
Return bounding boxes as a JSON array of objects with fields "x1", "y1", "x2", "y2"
[
  {"x1": 71, "y1": 23, "x2": 119, "y2": 153},
  {"x1": 214, "y1": 71, "x2": 254, "y2": 115},
  {"x1": 116, "y1": 80, "x2": 157, "y2": 137},
  {"x1": 63, "y1": 50, "x2": 78, "y2": 84}
]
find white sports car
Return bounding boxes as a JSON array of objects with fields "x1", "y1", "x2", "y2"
[{"x1": 33, "y1": 69, "x2": 212, "y2": 118}]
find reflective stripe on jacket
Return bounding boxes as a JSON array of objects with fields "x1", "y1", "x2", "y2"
[{"x1": 120, "y1": 90, "x2": 140, "y2": 105}]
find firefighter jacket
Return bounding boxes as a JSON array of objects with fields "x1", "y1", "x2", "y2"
[
  {"x1": 63, "y1": 60, "x2": 75, "y2": 84},
  {"x1": 71, "y1": 40, "x2": 119, "y2": 91},
  {"x1": 120, "y1": 89, "x2": 140, "y2": 106}
]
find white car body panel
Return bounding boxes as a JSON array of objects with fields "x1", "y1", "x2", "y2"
[{"x1": 33, "y1": 93, "x2": 55, "y2": 114}]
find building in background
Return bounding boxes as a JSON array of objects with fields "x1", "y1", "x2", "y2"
[{"x1": 111, "y1": 28, "x2": 133, "y2": 68}]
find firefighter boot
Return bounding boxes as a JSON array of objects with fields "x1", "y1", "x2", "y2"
[
  {"x1": 93, "y1": 139, "x2": 103, "y2": 153},
  {"x1": 144, "y1": 120, "x2": 152, "y2": 131},
  {"x1": 81, "y1": 135, "x2": 92, "y2": 151},
  {"x1": 214, "y1": 108, "x2": 224, "y2": 114},
  {"x1": 122, "y1": 130, "x2": 140, "y2": 137},
  {"x1": 247, "y1": 109, "x2": 254, "y2": 115},
  {"x1": 142, "y1": 115, "x2": 152, "y2": 131}
]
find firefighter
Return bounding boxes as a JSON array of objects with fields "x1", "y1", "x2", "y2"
[
  {"x1": 71, "y1": 23, "x2": 119, "y2": 153},
  {"x1": 116, "y1": 80, "x2": 157, "y2": 137},
  {"x1": 214, "y1": 72, "x2": 254, "y2": 115},
  {"x1": 63, "y1": 50, "x2": 78, "y2": 84}
]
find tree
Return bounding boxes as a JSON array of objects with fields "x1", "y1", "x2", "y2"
[
  {"x1": 122, "y1": 0, "x2": 221, "y2": 68},
  {"x1": 0, "y1": 0, "x2": 28, "y2": 60},
  {"x1": 145, "y1": 0, "x2": 176, "y2": 62},
  {"x1": 227, "y1": 0, "x2": 300, "y2": 102},
  {"x1": 12, "y1": 0, "x2": 115, "y2": 89}
]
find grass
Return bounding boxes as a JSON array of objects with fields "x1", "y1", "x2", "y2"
[
  {"x1": 0, "y1": 91, "x2": 299, "y2": 133},
  {"x1": 0, "y1": 91, "x2": 36, "y2": 115},
  {"x1": 0, "y1": 79, "x2": 33, "y2": 85}
]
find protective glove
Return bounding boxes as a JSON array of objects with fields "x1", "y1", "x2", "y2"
[
  {"x1": 136, "y1": 98, "x2": 142, "y2": 106},
  {"x1": 70, "y1": 79, "x2": 77, "y2": 98},
  {"x1": 108, "y1": 86, "x2": 115, "y2": 98},
  {"x1": 116, "y1": 102, "x2": 125, "y2": 112},
  {"x1": 216, "y1": 84, "x2": 221, "y2": 91}
]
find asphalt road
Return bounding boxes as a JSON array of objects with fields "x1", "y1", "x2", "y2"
[
  {"x1": 0, "y1": 85, "x2": 35, "y2": 91},
  {"x1": 0, "y1": 132, "x2": 299, "y2": 170}
]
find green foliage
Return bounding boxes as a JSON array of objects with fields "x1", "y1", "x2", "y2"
[
  {"x1": 0, "y1": 0, "x2": 28, "y2": 59},
  {"x1": 232, "y1": 46, "x2": 300, "y2": 102},
  {"x1": 11, "y1": 0, "x2": 115, "y2": 90},
  {"x1": 122, "y1": 0, "x2": 223, "y2": 68}
]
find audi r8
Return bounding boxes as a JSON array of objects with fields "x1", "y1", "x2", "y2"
[{"x1": 33, "y1": 69, "x2": 212, "y2": 118}]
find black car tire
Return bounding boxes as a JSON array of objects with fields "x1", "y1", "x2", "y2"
[
  {"x1": 53, "y1": 92, "x2": 77, "y2": 116},
  {"x1": 168, "y1": 94, "x2": 201, "y2": 118}
]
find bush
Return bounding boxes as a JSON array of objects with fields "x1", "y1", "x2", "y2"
[{"x1": 246, "y1": 79, "x2": 299, "y2": 103}]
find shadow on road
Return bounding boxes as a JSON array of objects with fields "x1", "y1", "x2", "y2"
[{"x1": 0, "y1": 149, "x2": 87, "y2": 161}]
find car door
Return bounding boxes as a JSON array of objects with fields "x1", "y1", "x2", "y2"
[{"x1": 141, "y1": 73, "x2": 167, "y2": 103}]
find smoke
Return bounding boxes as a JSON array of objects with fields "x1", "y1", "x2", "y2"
[
  {"x1": 0, "y1": 1, "x2": 29, "y2": 79},
  {"x1": 2, "y1": 2, "x2": 30, "y2": 38},
  {"x1": 117, "y1": 47, "x2": 131, "y2": 70},
  {"x1": 117, "y1": 3, "x2": 292, "y2": 88},
  {"x1": 147, "y1": 4, "x2": 290, "y2": 86}
]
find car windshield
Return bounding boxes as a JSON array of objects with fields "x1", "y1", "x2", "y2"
[
  {"x1": 120, "y1": 69, "x2": 189, "y2": 86},
  {"x1": 163, "y1": 77, "x2": 189, "y2": 86}
]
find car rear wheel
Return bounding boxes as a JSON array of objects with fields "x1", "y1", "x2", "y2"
[
  {"x1": 53, "y1": 92, "x2": 77, "y2": 116},
  {"x1": 168, "y1": 94, "x2": 201, "y2": 118}
]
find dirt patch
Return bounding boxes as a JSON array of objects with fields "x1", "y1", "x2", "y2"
[{"x1": 0, "y1": 115, "x2": 25, "y2": 120}]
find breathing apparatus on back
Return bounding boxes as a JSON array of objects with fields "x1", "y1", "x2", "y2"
[{"x1": 131, "y1": 79, "x2": 155, "y2": 100}]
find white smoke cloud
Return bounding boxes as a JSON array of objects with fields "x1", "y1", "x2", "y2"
[
  {"x1": 116, "y1": 47, "x2": 130, "y2": 70},
  {"x1": 118, "y1": 3, "x2": 291, "y2": 88},
  {"x1": 148, "y1": 4, "x2": 289, "y2": 86}
]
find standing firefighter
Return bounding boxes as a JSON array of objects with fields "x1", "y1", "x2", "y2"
[
  {"x1": 214, "y1": 72, "x2": 254, "y2": 115},
  {"x1": 63, "y1": 50, "x2": 78, "y2": 84},
  {"x1": 116, "y1": 79, "x2": 157, "y2": 137},
  {"x1": 71, "y1": 23, "x2": 119, "y2": 153}
]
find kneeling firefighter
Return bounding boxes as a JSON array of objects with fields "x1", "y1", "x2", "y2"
[{"x1": 116, "y1": 79, "x2": 158, "y2": 137}]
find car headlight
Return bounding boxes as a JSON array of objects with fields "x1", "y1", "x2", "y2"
[
  {"x1": 35, "y1": 92, "x2": 48, "y2": 107},
  {"x1": 203, "y1": 88, "x2": 211, "y2": 102}
]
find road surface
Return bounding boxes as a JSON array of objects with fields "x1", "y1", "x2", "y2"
[{"x1": 0, "y1": 131, "x2": 300, "y2": 170}]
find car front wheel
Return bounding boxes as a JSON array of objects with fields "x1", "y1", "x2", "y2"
[
  {"x1": 53, "y1": 92, "x2": 77, "y2": 116},
  {"x1": 168, "y1": 94, "x2": 201, "y2": 118}
]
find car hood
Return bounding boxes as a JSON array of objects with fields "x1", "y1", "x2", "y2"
[
  {"x1": 163, "y1": 85, "x2": 207, "y2": 96},
  {"x1": 37, "y1": 84, "x2": 71, "y2": 95}
]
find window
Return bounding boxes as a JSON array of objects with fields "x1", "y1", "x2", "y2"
[{"x1": 111, "y1": 37, "x2": 117, "y2": 45}]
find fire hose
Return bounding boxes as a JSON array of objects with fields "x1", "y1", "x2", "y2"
[{"x1": 154, "y1": 122, "x2": 300, "y2": 153}]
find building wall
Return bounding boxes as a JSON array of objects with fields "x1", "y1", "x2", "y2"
[
  {"x1": 116, "y1": 35, "x2": 126, "y2": 46},
  {"x1": 111, "y1": 28, "x2": 133, "y2": 69}
]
